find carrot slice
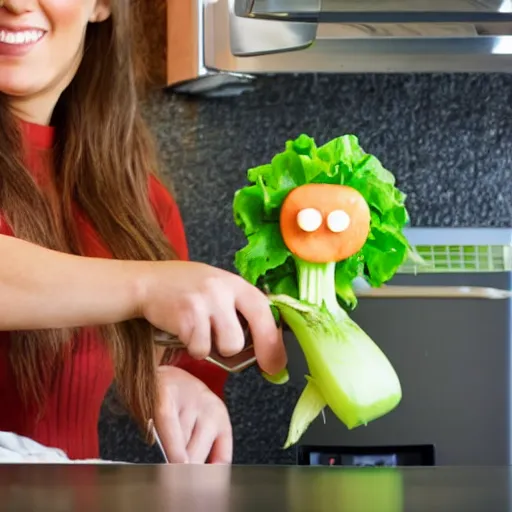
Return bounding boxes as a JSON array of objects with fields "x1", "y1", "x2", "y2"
[{"x1": 279, "y1": 184, "x2": 371, "y2": 264}]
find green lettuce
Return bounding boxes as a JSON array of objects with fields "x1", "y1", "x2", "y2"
[{"x1": 234, "y1": 134, "x2": 413, "y2": 310}]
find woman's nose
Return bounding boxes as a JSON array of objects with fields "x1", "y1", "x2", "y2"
[{"x1": 0, "y1": 1, "x2": 34, "y2": 15}]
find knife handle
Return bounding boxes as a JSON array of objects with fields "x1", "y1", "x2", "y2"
[{"x1": 154, "y1": 312, "x2": 257, "y2": 373}]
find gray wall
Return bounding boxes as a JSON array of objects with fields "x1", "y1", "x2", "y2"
[{"x1": 98, "y1": 73, "x2": 512, "y2": 465}]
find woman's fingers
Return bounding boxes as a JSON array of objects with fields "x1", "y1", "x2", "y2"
[
  {"x1": 155, "y1": 366, "x2": 233, "y2": 466},
  {"x1": 186, "y1": 409, "x2": 233, "y2": 465},
  {"x1": 186, "y1": 419, "x2": 218, "y2": 464},
  {"x1": 179, "y1": 408, "x2": 197, "y2": 446},
  {"x1": 181, "y1": 298, "x2": 211, "y2": 360},
  {"x1": 208, "y1": 427, "x2": 233, "y2": 465},
  {"x1": 155, "y1": 397, "x2": 189, "y2": 463},
  {"x1": 211, "y1": 302, "x2": 246, "y2": 358},
  {"x1": 235, "y1": 282, "x2": 287, "y2": 376}
]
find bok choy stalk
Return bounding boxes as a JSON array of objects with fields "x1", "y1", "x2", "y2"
[{"x1": 233, "y1": 134, "x2": 418, "y2": 448}]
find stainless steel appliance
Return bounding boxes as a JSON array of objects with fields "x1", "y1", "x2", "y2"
[
  {"x1": 166, "y1": 0, "x2": 512, "y2": 96},
  {"x1": 286, "y1": 227, "x2": 512, "y2": 466}
]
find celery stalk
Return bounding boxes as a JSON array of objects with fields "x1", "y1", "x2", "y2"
[
  {"x1": 269, "y1": 255, "x2": 402, "y2": 448},
  {"x1": 284, "y1": 375, "x2": 326, "y2": 449}
]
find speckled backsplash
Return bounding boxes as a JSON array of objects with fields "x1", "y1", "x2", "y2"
[{"x1": 98, "y1": 73, "x2": 512, "y2": 465}]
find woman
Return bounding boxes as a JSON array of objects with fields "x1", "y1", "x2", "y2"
[{"x1": 0, "y1": 0, "x2": 286, "y2": 464}]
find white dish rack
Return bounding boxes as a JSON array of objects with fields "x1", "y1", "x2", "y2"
[
  {"x1": 399, "y1": 228, "x2": 512, "y2": 274},
  {"x1": 352, "y1": 228, "x2": 512, "y2": 300}
]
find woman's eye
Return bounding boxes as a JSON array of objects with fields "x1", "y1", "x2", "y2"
[
  {"x1": 296, "y1": 208, "x2": 322, "y2": 232},
  {"x1": 327, "y1": 209, "x2": 351, "y2": 233}
]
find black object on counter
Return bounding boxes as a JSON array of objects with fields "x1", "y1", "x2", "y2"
[
  {"x1": 0, "y1": 464, "x2": 509, "y2": 512},
  {"x1": 297, "y1": 443, "x2": 436, "y2": 467}
]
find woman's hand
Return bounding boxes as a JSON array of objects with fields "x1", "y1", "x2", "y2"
[
  {"x1": 138, "y1": 261, "x2": 286, "y2": 376},
  {"x1": 154, "y1": 366, "x2": 232, "y2": 464}
]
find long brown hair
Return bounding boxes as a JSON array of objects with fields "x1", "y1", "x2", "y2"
[{"x1": 0, "y1": 1, "x2": 175, "y2": 435}]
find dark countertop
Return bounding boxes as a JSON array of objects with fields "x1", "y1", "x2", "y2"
[{"x1": 0, "y1": 464, "x2": 510, "y2": 512}]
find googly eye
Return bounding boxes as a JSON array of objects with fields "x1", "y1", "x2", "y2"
[
  {"x1": 327, "y1": 209, "x2": 351, "y2": 233},
  {"x1": 297, "y1": 208, "x2": 322, "y2": 232}
]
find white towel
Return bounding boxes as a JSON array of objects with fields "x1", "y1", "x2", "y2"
[{"x1": 0, "y1": 431, "x2": 118, "y2": 464}]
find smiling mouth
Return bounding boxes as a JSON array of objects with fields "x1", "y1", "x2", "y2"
[{"x1": 0, "y1": 29, "x2": 45, "y2": 45}]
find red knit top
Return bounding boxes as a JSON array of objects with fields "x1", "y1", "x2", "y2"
[{"x1": 0, "y1": 121, "x2": 228, "y2": 460}]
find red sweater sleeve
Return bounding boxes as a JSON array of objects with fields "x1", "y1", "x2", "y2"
[{"x1": 149, "y1": 176, "x2": 229, "y2": 399}]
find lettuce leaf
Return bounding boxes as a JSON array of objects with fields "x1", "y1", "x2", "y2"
[{"x1": 233, "y1": 134, "x2": 413, "y2": 309}]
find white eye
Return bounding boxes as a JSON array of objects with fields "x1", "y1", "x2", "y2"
[
  {"x1": 327, "y1": 209, "x2": 351, "y2": 233},
  {"x1": 296, "y1": 208, "x2": 322, "y2": 232}
]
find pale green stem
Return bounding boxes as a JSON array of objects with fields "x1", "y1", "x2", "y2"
[{"x1": 294, "y1": 257, "x2": 339, "y2": 316}]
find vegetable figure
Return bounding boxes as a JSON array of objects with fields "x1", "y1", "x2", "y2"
[{"x1": 233, "y1": 134, "x2": 416, "y2": 448}]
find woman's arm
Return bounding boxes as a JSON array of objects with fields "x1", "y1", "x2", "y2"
[
  {"x1": 0, "y1": 178, "x2": 186, "y2": 331},
  {"x1": 0, "y1": 178, "x2": 184, "y2": 331},
  {"x1": 0, "y1": 233, "x2": 143, "y2": 330}
]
